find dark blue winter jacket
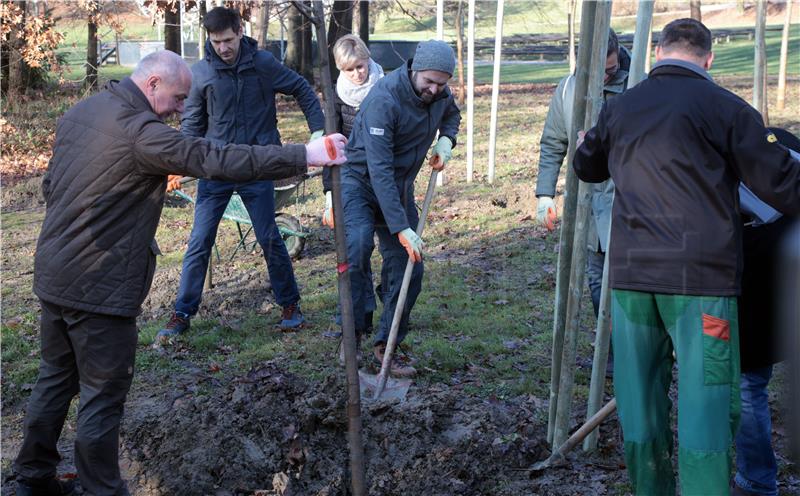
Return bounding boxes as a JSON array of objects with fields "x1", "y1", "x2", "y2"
[
  {"x1": 343, "y1": 59, "x2": 461, "y2": 234},
  {"x1": 181, "y1": 36, "x2": 324, "y2": 146}
]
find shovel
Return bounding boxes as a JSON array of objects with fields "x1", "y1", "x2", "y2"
[
  {"x1": 530, "y1": 397, "x2": 617, "y2": 472},
  {"x1": 359, "y1": 164, "x2": 441, "y2": 401}
]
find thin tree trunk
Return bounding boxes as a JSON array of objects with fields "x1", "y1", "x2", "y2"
[
  {"x1": 164, "y1": 0, "x2": 182, "y2": 55},
  {"x1": 455, "y1": 0, "x2": 466, "y2": 106},
  {"x1": 690, "y1": 0, "x2": 702, "y2": 22},
  {"x1": 199, "y1": 0, "x2": 207, "y2": 52},
  {"x1": 7, "y1": 0, "x2": 28, "y2": 96},
  {"x1": 548, "y1": 0, "x2": 598, "y2": 447},
  {"x1": 309, "y1": 2, "x2": 367, "y2": 493},
  {"x1": 487, "y1": 0, "x2": 504, "y2": 185},
  {"x1": 777, "y1": 0, "x2": 793, "y2": 111},
  {"x1": 359, "y1": 0, "x2": 369, "y2": 44},
  {"x1": 466, "y1": 0, "x2": 475, "y2": 182},
  {"x1": 327, "y1": 1, "x2": 353, "y2": 82},
  {"x1": 87, "y1": 16, "x2": 98, "y2": 90},
  {"x1": 568, "y1": 0, "x2": 576, "y2": 74},
  {"x1": 301, "y1": 1, "x2": 313, "y2": 83},
  {"x1": 753, "y1": 0, "x2": 767, "y2": 119},
  {"x1": 258, "y1": 1, "x2": 270, "y2": 49},
  {"x1": 286, "y1": 2, "x2": 304, "y2": 74}
]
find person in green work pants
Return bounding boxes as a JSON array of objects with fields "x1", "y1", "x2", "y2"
[{"x1": 573, "y1": 18, "x2": 800, "y2": 496}]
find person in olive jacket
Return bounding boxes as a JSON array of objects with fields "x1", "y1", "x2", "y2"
[
  {"x1": 12, "y1": 50, "x2": 345, "y2": 496},
  {"x1": 341, "y1": 40, "x2": 461, "y2": 377},
  {"x1": 158, "y1": 7, "x2": 325, "y2": 340},
  {"x1": 573, "y1": 19, "x2": 800, "y2": 496}
]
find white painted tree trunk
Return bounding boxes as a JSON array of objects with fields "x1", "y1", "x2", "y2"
[
  {"x1": 487, "y1": 0, "x2": 504, "y2": 184},
  {"x1": 466, "y1": 0, "x2": 475, "y2": 183}
]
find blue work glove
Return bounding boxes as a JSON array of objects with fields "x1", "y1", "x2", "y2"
[
  {"x1": 309, "y1": 129, "x2": 324, "y2": 142},
  {"x1": 398, "y1": 228, "x2": 424, "y2": 263},
  {"x1": 430, "y1": 136, "x2": 453, "y2": 170}
]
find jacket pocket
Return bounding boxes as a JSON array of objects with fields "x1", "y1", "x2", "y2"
[
  {"x1": 139, "y1": 240, "x2": 160, "y2": 304},
  {"x1": 702, "y1": 313, "x2": 731, "y2": 385}
]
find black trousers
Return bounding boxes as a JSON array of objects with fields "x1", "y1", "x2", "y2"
[{"x1": 14, "y1": 300, "x2": 137, "y2": 496}]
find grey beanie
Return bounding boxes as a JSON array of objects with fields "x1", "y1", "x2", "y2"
[{"x1": 410, "y1": 40, "x2": 455, "y2": 76}]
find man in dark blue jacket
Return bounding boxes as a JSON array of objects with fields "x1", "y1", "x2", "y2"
[
  {"x1": 158, "y1": 7, "x2": 325, "y2": 339},
  {"x1": 342, "y1": 40, "x2": 461, "y2": 377}
]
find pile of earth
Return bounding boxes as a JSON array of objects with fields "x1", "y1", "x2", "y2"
[{"x1": 118, "y1": 361, "x2": 624, "y2": 495}]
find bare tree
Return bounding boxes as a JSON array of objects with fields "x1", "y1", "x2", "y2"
[
  {"x1": 358, "y1": 0, "x2": 369, "y2": 44},
  {"x1": 568, "y1": 0, "x2": 577, "y2": 73},
  {"x1": 257, "y1": 1, "x2": 271, "y2": 49},
  {"x1": 327, "y1": 1, "x2": 354, "y2": 81},
  {"x1": 87, "y1": 12, "x2": 98, "y2": 89},
  {"x1": 285, "y1": 2, "x2": 304, "y2": 74},
  {"x1": 753, "y1": 0, "x2": 768, "y2": 123},
  {"x1": 164, "y1": 0, "x2": 182, "y2": 55},
  {"x1": 777, "y1": 0, "x2": 793, "y2": 111},
  {"x1": 690, "y1": 0, "x2": 701, "y2": 22},
  {"x1": 455, "y1": 0, "x2": 465, "y2": 105}
]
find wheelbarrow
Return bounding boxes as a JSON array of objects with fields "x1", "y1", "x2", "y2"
[{"x1": 170, "y1": 172, "x2": 316, "y2": 260}]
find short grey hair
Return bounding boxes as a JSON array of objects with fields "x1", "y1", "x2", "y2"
[{"x1": 131, "y1": 50, "x2": 189, "y2": 86}]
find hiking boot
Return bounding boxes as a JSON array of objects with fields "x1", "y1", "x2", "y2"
[
  {"x1": 280, "y1": 303, "x2": 305, "y2": 330},
  {"x1": 156, "y1": 311, "x2": 190, "y2": 342},
  {"x1": 16, "y1": 476, "x2": 76, "y2": 496},
  {"x1": 338, "y1": 331, "x2": 363, "y2": 366},
  {"x1": 373, "y1": 344, "x2": 416, "y2": 378}
]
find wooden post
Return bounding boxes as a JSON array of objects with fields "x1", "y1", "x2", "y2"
[
  {"x1": 466, "y1": 0, "x2": 475, "y2": 183},
  {"x1": 777, "y1": 0, "x2": 792, "y2": 111},
  {"x1": 547, "y1": 0, "x2": 598, "y2": 445},
  {"x1": 583, "y1": 0, "x2": 653, "y2": 453},
  {"x1": 644, "y1": 20, "x2": 653, "y2": 73},
  {"x1": 552, "y1": 0, "x2": 612, "y2": 451},
  {"x1": 487, "y1": 0, "x2": 504, "y2": 184},
  {"x1": 436, "y1": 0, "x2": 445, "y2": 186},
  {"x1": 753, "y1": 0, "x2": 767, "y2": 118},
  {"x1": 455, "y1": 0, "x2": 466, "y2": 106},
  {"x1": 626, "y1": 0, "x2": 654, "y2": 87},
  {"x1": 568, "y1": 0, "x2": 577, "y2": 74}
]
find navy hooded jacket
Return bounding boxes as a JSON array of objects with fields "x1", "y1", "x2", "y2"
[{"x1": 181, "y1": 36, "x2": 324, "y2": 147}]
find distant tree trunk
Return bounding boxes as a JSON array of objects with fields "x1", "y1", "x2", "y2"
[
  {"x1": 690, "y1": 0, "x2": 701, "y2": 22},
  {"x1": 455, "y1": 0, "x2": 465, "y2": 105},
  {"x1": 777, "y1": 0, "x2": 793, "y2": 111},
  {"x1": 359, "y1": 0, "x2": 369, "y2": 45},
  {"x1": 753, "y1": 0, "x2": 767, "y2": 122},
  {"x1": 300, "y1": 1, "x2": 314, "y2": 83},
  {"x1": 164, "y1": 0, "x2": 182, "y2": 55},
  {"x1": 568, "y1": 0, "x2": 576, "y2": 73},
  {"x1": 327, "y1": 1, "x2": 354, "y2": 82},
  {"x1": 286, "y1": 2, "x2": 304, "y2": 73},
  {"x1": 87, "y1": 16, "x2": 98, "y2": 90},
  {"x1": 6, "y1": 1, "x2": 28, "y2": 97},
  {"x1": 199, "y1": 0, "x2": 207, "y2": 52},
  {"x1": 258, "y1": 1, "x2": 271, "y2": 49}
]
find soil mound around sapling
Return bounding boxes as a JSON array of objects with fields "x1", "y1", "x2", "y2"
[{"x1": 120, "y1": 362, "x2": 551, "y2": 496}]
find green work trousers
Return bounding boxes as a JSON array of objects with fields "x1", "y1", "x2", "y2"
[{"x1": 611, "y1": 289, "x2": 741, "y2": 496}]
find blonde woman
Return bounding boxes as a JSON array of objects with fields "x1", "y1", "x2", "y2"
[{"x1": 324, "y1": 35, "x2": 383, "y2": 358}]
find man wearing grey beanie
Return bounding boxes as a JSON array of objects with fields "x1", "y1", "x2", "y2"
[{"x1": 337, "y1": 40, "x2": 461, "y2": 377}]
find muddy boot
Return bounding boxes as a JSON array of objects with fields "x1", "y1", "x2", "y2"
[
  {"x1": 16, "y1": 476, "x2": 76, "y2": 496},
  {"x1": 373, "y1": 343, "x2": 416, "y2": 378},
  {"x1": 280, "y1": 302, "x2": 305, "y2": 331},
  {"x1": 156, "y1": 311, "x2": 190, "y2": 344}
]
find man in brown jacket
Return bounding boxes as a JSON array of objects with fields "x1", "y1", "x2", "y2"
[{"x1": 12, "y1": 50, "x2": 346, "y2": 496}]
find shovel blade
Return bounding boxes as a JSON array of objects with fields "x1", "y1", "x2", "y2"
[{"x1": 358, "y1": 369, "x2": 412, "y2": 401}]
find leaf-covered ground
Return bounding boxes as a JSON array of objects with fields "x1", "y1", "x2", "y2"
[{"x1": 2, "y1": 78, "x2": 799, "y2": 495}]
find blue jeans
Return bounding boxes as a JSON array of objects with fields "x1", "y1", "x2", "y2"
[
  {"x1": 175, "y1": 179, "x2": 299, "y2": 315},
  {"x1": 342, "y1": 169, "x2": 423, "y2": 344},
  {"x1": 735, "y1": 365, "x2": 777, "y2": 496},
  {"x1": 586, "y1": 249, "x2": 605, "y2": 318}
]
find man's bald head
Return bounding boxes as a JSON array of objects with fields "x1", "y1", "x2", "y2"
[{"x1": 131, "y1": 50, "x2": 192, "y2": 119}]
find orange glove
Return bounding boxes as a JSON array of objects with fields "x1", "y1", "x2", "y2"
[
  {"x1": 166, "y1": 175, "x2": 183, "y2": 193},
  {"x1": 322, "y1": 191, "x2": 334, "y2": 228},
  {"x1": 398, "y1": 228, "x2": 423, "y2": 263}
]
